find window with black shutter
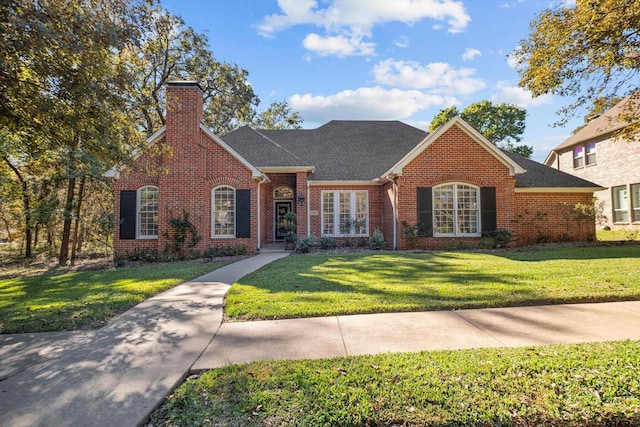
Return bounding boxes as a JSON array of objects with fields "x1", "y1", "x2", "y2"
[
  {"x1": 416, "y1": 187, "x2": 433, "y2": 237},
  {"x1": 235, "y1": 189, "x2": 251, "y2": 238},
  {"x1": 119, "y1": 190, "x2": 136, "y2": 239}
]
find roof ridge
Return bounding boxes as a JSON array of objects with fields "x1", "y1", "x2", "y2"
[{"x1": 249, "y1": 127, "x2": 311, "y2": 166}]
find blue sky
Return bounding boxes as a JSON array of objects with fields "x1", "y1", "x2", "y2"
[{"x1": 160, "y1": 0, "x2": 580, "y2": 162}]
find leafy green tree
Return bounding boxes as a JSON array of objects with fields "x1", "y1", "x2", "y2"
[
  {"x1": 131, "y1": 7, "x2": 259, "y2": 136},
  {"x1": 251, "y1": 100, "x2": 304, "y2": 129},
  {"x1": 429, "y1": 101, "x2": 532, "y2": 157},
  {"x1": 514, "y1": 0, "x2": 640, "y2": 137},
  {"x1": 1, "y1": 0, "x2": 148, "y2": 263}
]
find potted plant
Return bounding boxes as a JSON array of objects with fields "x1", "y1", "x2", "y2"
[{"x1": 283, "y1": 211, "x2": 297, "y2": 250}]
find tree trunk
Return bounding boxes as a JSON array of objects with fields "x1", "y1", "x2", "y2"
[
  {"x1": 70, "y1": 175, "x2": 86, "y2": 265},
  {"x1": 3, "y1": 157, "x2": 32, "y2": 258},
  {"x1": 58, "y1": 176, "x2": 76, "y2": 265}
]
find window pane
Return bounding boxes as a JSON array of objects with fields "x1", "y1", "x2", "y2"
[
  {"x1": 434, "y1": 185, "x2": 454, "y2": 234},
  {"x1": 613, "y1": 186, "x2": 629, "y2": 223},
  {"x1": 214, "y1": 187, "x2": 235, "y2": 236},
  {"x1": 632, "y1": 184, "x2": 640, "y2": 222},
  {"x1": 322, "y1": 192, "x2": 334, "y2": 235},
  {"x1": 573, "y1": 146, "x2": 584, "y2": 168},
  {"x1": 355, "y1": 191, "x2": 367, "y2": 235},
  {"x1": 585, "y1": 142, "x2": 596, "y2": 165},
  {"x1": 339, "y1": 192, "x2": 351, "y2": 235},
  {"x1": 138, "y1": 187, "x2": 158, "y2": 237},
  {"x1": 456, "y1": 185, "x2": 478, "y2": 234}
]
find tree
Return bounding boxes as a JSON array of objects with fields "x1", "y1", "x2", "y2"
[
  {"x1": 131, "y1": 8, "x2": 259, "y2": 136},
  {"x1": 251, "y1": 100, "x2": 304, "y2": 129},
  {"x1": 1, "y1": 0, "x2": 148, "y2": 263},
  {"x1": 514, "y1": 0, "x2": 640, "y2": 138},
  {"x1": 429, "y1": 101, "x2": 532, "y2": 157}
]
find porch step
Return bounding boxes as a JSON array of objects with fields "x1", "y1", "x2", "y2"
[{"x1": 259, "y1": 243, "x2": 291, "y2": 253}]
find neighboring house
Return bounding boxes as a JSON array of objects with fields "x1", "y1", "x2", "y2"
[
  {"x1": 109, "y1": 81, "x2": 602, "y2": 258},
  {"x1": 545, "y1": 95, "x2": 640, "y2": 230}
]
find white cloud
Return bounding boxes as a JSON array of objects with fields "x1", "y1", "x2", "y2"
[
  {"x1": 372, "y1": 59, "x2": 486, "y2": 95},
  {"x1": 491, "y1": 81, "x2": 553, "y2": 107},
  {"x1": 302, "y1": 32, "x2": 375, "y2": 56},
  {"x1": 257, "y1": 0, "x2": 471, "y2": 56},
  {"x1": 289, "y1": 86, "x2": 458, "y2": 123},
  {"x1": 462, "y1": 48, "x2": 481, "y2": 61},
  {"x1": 394, "y1": 35, "x2": 410, "y2": 48},
  {"x1": 259, "y1": 0, "x2": 470, "y2": 35}
]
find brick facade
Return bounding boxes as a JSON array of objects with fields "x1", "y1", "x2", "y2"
[{"x1": 112, "y1": 82, "x2": 598, "y2": 258}]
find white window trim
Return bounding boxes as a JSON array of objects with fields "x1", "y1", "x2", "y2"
[
  {"x1": 321, "y1": 190, "x2": 369, "y2": 237},
  {"x1": 632, "y1": 183, "x2": 640, "y2": 222},
  {"x1": 612, "y1": 185, "x2": 629, "y2": 224},
  {"x1": 136, "y1": 186, "x2": 158, "y2": 239},
  {"x1": 212, "y1": 185, "x2": 236, "y2": 238},
  {"x1": 433, "y1": 183, "x2": 481, "y2": 237}
]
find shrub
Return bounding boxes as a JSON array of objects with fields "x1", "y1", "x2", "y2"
[
  {"x1": 401, "y1": 221, "x2": 422, "y2": 249},
  {"x1": 320, "y1": 236, "x2": 337, "y2": 249},
  {"x1": 369, "y1": 228, "x2": 385, "y2": 250},
  {"x1": 205, "y1": 244, "x2": 248, "y2": 258},
  {"x1": 296, "y1": 235, "x2": 317, "y2": 253},
  {"x1": 126, "y1": 249, "x2": 160, "y2": 262},
  {"x1": 480, "y1": 229, "x2": 513, "y2": 248}
]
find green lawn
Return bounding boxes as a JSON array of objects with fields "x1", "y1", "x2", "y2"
[
  {"x1": 150, "y1": 339, "x2": 640, "y2": 426},
  {"x1": 226, "y1": 244, "x2": 640, "y2": 320},
  {"x1": 0, "y1": 261, "x2": 225, "y2": 333}
]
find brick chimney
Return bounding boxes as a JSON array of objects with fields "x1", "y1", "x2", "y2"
[{"x1": 159, "y1": 80, "x2": 206, "y2": 245}]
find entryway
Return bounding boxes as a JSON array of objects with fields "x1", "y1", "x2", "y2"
[{"x1": 275, "y1": 201, "x2": 293, "y2": 241}]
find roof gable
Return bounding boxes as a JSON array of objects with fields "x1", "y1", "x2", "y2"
[{"x1": 383, "y1": 116, "x2": 526, "y2": 179}]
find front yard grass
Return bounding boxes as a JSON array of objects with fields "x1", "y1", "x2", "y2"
[
  {"x1": 226, "y1": 244, "x2": 640, "y2": 320},
  {"x1": 150, "y1": 339, "x2": 640, "y2": 426},
  {"x1": 0, "y1": 261, "x2": 226, "y2": 334}
]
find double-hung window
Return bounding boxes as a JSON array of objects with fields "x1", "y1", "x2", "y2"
[
  {"x1": 632, "y1": 184, "x2": 640, "y2": 222},
  {"x1": 433, "y1": 184, "x2": 480, "y2": 236},
  {"x1": 137, "y1": 186, "x2": 158, "y2": 238},
  {"x1": 612, "y1": 185, "x2": 629, "y2": 223},
  {"x1": 573, "y1": 142, "x2": 596, "y2": 168},
  {"x1": 212, "y1": 186, "x2": 235, "y2": 237},
  {"x1": 322, "y1": 190, "x2": 368, "y2": 236}
]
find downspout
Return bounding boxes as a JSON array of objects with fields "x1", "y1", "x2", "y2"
[
  {"x1": 306, "y1": 180, "x2": 311, "y2": 236},
  {"x1": 257, "y1": 180, "x2": 261, "y2": 250},
  {"x1": 392, "y1": 177, "x2": 398, "y2": 250}
]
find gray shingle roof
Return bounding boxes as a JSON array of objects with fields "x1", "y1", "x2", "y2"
[
  {"x1": 220, "y1": 120, "x2": 601, "y2": 189},
  {"x1": 222, "y1": 121, "x2": 428, "y2": 180},
  {"x1": 502, "y1": 150, "x2": 602, "y2": 189}
]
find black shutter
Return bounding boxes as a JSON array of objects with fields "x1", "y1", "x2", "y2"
[
  {"x1": 235, "y1": 189, "x2": 251, "y2": 238},
  {"x1": 480, "y1": 187, "x2": 497, "y2": 232},
  {"x1": 119, "y1": 190, "x2": 136, "y2": 239},
  {"x1": 417, "y1": 187, "x2": 433, "y2": 237}
]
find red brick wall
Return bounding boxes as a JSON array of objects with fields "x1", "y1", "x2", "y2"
[
  {"x1": 513, "y1": 192, "x2": 596, "y2": 245},
  {"x1": 113, "y1": 83, "x2": 259, "y2": 258},
  {"x1": 387, "y1": 125, "x2": 596, "y2": 249}
]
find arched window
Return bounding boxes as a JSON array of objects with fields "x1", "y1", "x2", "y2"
[
  {"x1": 273, "y1": 186, "x2": 294, "y2": 199},
  {"x1": 137, "y1": 186, "x2": 158, "y2": 238},
  {"x1": 433, "y1": 183, "x2": 479, "y2": 236},
  {"x1": 212, "y1": 186, "x2": 235, "y2": 237}
]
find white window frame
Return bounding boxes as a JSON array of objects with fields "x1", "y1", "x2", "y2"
[
  {"x1": 137, "y1": 186, "x2": 158, "y2": 239},
  {"x1": 612, "y1": 185, "x2": 629, "y2": 223},
  {"x1": 433, "y1": 183, "x2": 481, "y2": 237},
  {"x1": 212, "y1": 186, "x2": 236, "y2": 238},
  {"x1": 632, "y1": 183, "x2": 640, "y2": 222},
  {"x1": 573, "y1": 145, "x2": 585, "y2": 168},
  {"x1": 321, "y1": 190, "x2": 369, "y2": 237},
  {"x1": 585, "y1": 142, "x2": 596, "y2": 165}
]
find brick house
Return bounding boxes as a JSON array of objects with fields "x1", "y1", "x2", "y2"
[
  {"x1": 109, "y1": 81, "x2": 602, "y2": 257},
  {"x1": 545, "y1": 95, "x2": 640, "y2": 230}
]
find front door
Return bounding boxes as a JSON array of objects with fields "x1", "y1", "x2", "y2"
[{"x1": 275, "y1": 201, "x2": 293, "y2": 241}]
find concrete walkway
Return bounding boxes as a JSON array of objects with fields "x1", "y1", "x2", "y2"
[
  {"x1": 0, "y1": 252, "x2": 288, "y2": 427},
  {"x1": 2, "y1": 251, "x2": 640, "y2": 427}
]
